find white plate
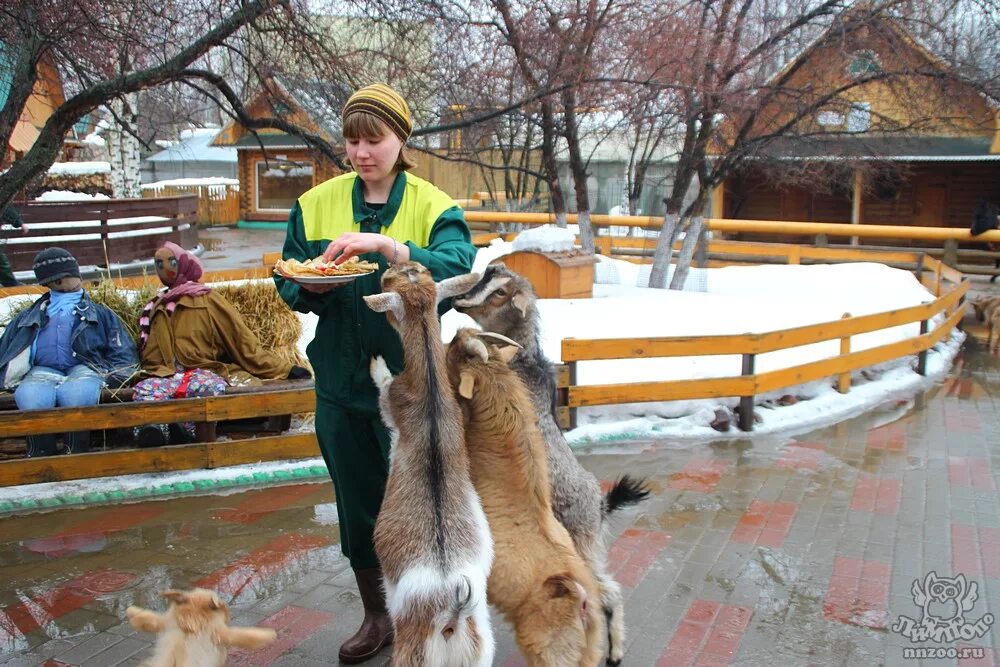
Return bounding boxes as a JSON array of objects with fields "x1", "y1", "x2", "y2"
[{"x1": 281, "y1": 271, "x2": 375, "y2": 284}]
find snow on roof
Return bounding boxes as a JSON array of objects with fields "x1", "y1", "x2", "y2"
[
  {"x1": 142, "y1": 177, "x2": 239, "y2": 189},
  {"x1": 47, "y1": 161, "x2": 111, "y2": 175},
  {"x1": 146, "y1": 127, "x2": 236, "y2": 163}
]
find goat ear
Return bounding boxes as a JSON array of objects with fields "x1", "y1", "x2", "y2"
[
  {"x1": 511, "y1": 290, "x2": 531, "y2": 317},
  {"x1": 497, "y1": 344, "x2": 519, "y2": 364},
  {"x1": 436, "y1": 273, "x2": 481, "y2": 305},
  {"x1": 459, "y1": 370, "x2": 476, "y2": 399},
  {"x1": 160, "y1": 590, "x2": 187, "y2": 605},
  {"x1": 363, "y1": 292, "x2": 404, "y2": 321},
  {"x1": 543, "y1": 574, "x2": 577, "y2": 599}
]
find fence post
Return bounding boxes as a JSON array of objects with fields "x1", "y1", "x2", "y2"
[
  {"x1": 567, "y1": 360, "x2": 578, "y2": 430},
  {"x1": 99, "y1": 203, "x2": 111, "y2": 268},
  {"x1": 943, "y1": 238, "x2": 958, "y2": 268},
  {"x1": 738, "y1": 353, "x2": 755, "y2": 431},
  {"x1": 917, "y1": 318, "x2": 929, "y2": 376},
  {"x1": 838, "y1": 313, "x2": 851, "y2": 393}
]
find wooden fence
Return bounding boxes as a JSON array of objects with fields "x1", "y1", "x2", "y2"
[
  {"x1": 6, "y1": 196, "x2": 199, "y2": 272},
  {"x1": 465, "y1": 211, "x2": 1000, "y2": 276},
  {"x1": 559, "y1": 249, "x2": 966, "y2": 430},
  {"x1": 141, "y1": 184, "x2": 240, "y2": 226},
  {"x1": 0, "y1": 223, "x2": 973, "y2": 486}
]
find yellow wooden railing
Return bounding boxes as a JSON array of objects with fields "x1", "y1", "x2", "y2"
[{"x1": 558, "y1": 246, "x2": 967, "y2": 431}]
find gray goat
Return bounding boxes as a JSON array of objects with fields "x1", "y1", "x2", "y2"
[{"x1": 453, "y1": 261, "x2": 649, "y2": 666}]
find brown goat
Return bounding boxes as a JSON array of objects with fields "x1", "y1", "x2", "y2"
[
  {"x1": 363, "y1": 262, "x2": 494, "y2": 667},
  {"x1": 446, "y1": 327, "x2": 603, "y2": 666}
]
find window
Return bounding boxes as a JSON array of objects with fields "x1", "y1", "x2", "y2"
[
  {"x1": 847, "y1": 50, "x2": 880, "y2": 78},
  {"x1": 255, "y1": 159, "x2": 314, "y2": 212},
  {"x1": 847, "y1": 103, "x2": 871, "y2": 133}
]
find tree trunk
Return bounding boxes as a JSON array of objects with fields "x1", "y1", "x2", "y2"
[
  {"x1": 670, "y1": 216, "x2": 704, "y2": 290},
  {"x1": 562, "y1": 88, "x2": 594, "y2": 253},
  {"x1": 648, "y1": 212, "x2": 680, "y2": 288},
  {"x1": 539, "y1": 100, "x2": 567, "y2": 227},
  {"x1": 108, "y1": 96, "x2": 142, "y2": 199}
]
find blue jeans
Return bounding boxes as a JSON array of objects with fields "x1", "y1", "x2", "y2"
[{"x1": 15, "y1": 365, "x2": 104, "y2": 456}]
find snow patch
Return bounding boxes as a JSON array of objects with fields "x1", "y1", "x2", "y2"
[
  {"x1": 46, "y1": 161, "x2": 111, "y2": 175},
  {"x1": 34, "y1": 190, "x2": 111, "y2": 202},
  {"x1": 511, "y1": 225, "x2": 576, "y2": 253}
]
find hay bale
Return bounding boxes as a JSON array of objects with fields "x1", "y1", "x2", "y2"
[{"x1": 215, "y1": 281, "x2": 307, "y2": 368}]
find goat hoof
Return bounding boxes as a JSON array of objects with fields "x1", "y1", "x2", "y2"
[{"x1": 606, "y1": 658, "x2": 623, "y2": 666}]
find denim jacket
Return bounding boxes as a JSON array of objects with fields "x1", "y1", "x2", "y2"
[{"x1": 0, "y1": 292, "x2": 139, "y2": 389}]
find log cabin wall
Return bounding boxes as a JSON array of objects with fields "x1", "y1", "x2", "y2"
[{"x1": 726, "y1": 162, "x2": 1000, "y2": 245}]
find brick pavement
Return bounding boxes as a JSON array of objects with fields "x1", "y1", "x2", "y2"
[{"x1": 1, "y1": 342, "x2": 998, "y2": 666}]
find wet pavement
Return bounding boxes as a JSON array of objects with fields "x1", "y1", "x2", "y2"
[{"x1": 1, "y1": 341, "x2": 999, "y2": 666}]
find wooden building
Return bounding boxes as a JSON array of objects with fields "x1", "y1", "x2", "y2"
[
  {"x1": 212, "y1": 80, "x2": 343, "y2": 224},
  {"x1": 1, "y1": 51, "x2": 86, "y2": 167},
  {"x1": 713, "y1": 15, "x2": 1000, "y2": 241}
]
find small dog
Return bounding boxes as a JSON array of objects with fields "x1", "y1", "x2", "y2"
[
  {"x1": 127, "y1": 588, "x2": 277, "y2": 667},
  {"x1": 971, "y1": 296, "x2": 1000, "y2": 352}
]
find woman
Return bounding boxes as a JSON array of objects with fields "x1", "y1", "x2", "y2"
[
  {"x1": 135, "y1": 242, "x2": 309, "y2": 445},
  {"x1": 274, "y1": 83, "x2": 476, "y2": 664}
]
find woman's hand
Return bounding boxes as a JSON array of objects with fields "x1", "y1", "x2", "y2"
[{"x1": 323, "y1": 232, "x2": 391, "y2": 265}]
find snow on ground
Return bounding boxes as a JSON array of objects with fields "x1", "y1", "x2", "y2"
[
  {"x1": 0, "y1": 249, "x2": 964, "y2": 503},
  {"x1": 46, "y1": 161, "x2": 110, "y2": 175}
]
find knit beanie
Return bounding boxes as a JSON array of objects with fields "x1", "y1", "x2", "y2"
[
  {"x1": 32, "y1": 247, "x2": 81, "y2": 286},
  {"x1": 343, "y1": 83, "x2": 412, "y2": 142}
]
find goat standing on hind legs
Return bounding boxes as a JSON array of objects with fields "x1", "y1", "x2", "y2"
[
  {"x1": 454, "y1": 262, "x2": 650, "y2": 665},
  {"x1": 364, "y1": 263, "x2": 494, "y2": 667},
  {"x1": 447, "y1": 328, "x2": 604, "y2": 666}
]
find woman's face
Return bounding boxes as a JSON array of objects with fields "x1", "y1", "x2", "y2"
[
  {"x1": 154, "y1": 248, "x2": 179, "y2": 286},
  {"x1": 346, "y1": 127, "x2": 403, "y2": 185}
]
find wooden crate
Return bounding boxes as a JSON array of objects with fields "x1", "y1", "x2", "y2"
[{"x1": 502, "y1": 250, "x2": 596, "y2": 299}]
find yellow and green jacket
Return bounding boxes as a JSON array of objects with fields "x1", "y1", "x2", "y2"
[{"x1": 275, "y1": 171, "x2": 476, "y2": 413}]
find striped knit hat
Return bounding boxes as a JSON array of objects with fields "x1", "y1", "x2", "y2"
[{"x1": 343, "y1": 83, "x2": 412, "y2": 141}]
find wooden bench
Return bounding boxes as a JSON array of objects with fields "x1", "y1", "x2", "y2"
[{"x1": 0, "y1": 380, "x2": 318, "y2": 487}]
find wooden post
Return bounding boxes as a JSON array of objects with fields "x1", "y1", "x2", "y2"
[
  {"x1": 99, "y1": 203, "x2": 111, "y2": 268},
  {"x1": 943, "y1": 238, "x2": 958, "y2": 269},
  {"x1": 567, "y1": 360, "x2": 578, "y2": 430},
  {"x1": 850, "y1": 168, "x2": 863, "y2": 246},
  {"x1": 838, "y1": 313, "x2": 851, "y2": 393},
  {"x1": 917, "y1": 319, "x2": 929, "y2": 376},
  {"x1": 788, "y1": 245, "x2": 801, "y2": 265},
  {"x1": 710, "y1": 182, "x2": 725, "y2": 219},
  {"x1": 738, "y1": 353, "x2": 755, "y2": 431}
]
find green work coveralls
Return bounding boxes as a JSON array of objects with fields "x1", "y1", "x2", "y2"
[{"x1": 275, "y1": 172, "x2": 476, "y2": 569}]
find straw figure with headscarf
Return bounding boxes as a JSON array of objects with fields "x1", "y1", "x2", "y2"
[{"x1": 132, "y1": 242, "x2": 311, "y2": 446}]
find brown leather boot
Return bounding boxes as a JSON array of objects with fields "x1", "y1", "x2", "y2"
[{"x1": 339, "y1": 567, "x2": 394, "y2": 664}]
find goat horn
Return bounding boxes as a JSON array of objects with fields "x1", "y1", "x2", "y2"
[
  {"x1": 436, "y1": 273, "x2": 482, "y2": 305},
  {"x1": 475, "y1": 331, "x2": 523, "y2": 349}
]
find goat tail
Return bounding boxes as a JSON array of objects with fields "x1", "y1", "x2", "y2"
[{"x1": 603, "y1": 475, "x2": 651, "y2": 517}]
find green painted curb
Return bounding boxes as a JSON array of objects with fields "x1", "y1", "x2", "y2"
[{"x1": 0, "y1": 465, "x2": 329, "y2": 516}]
